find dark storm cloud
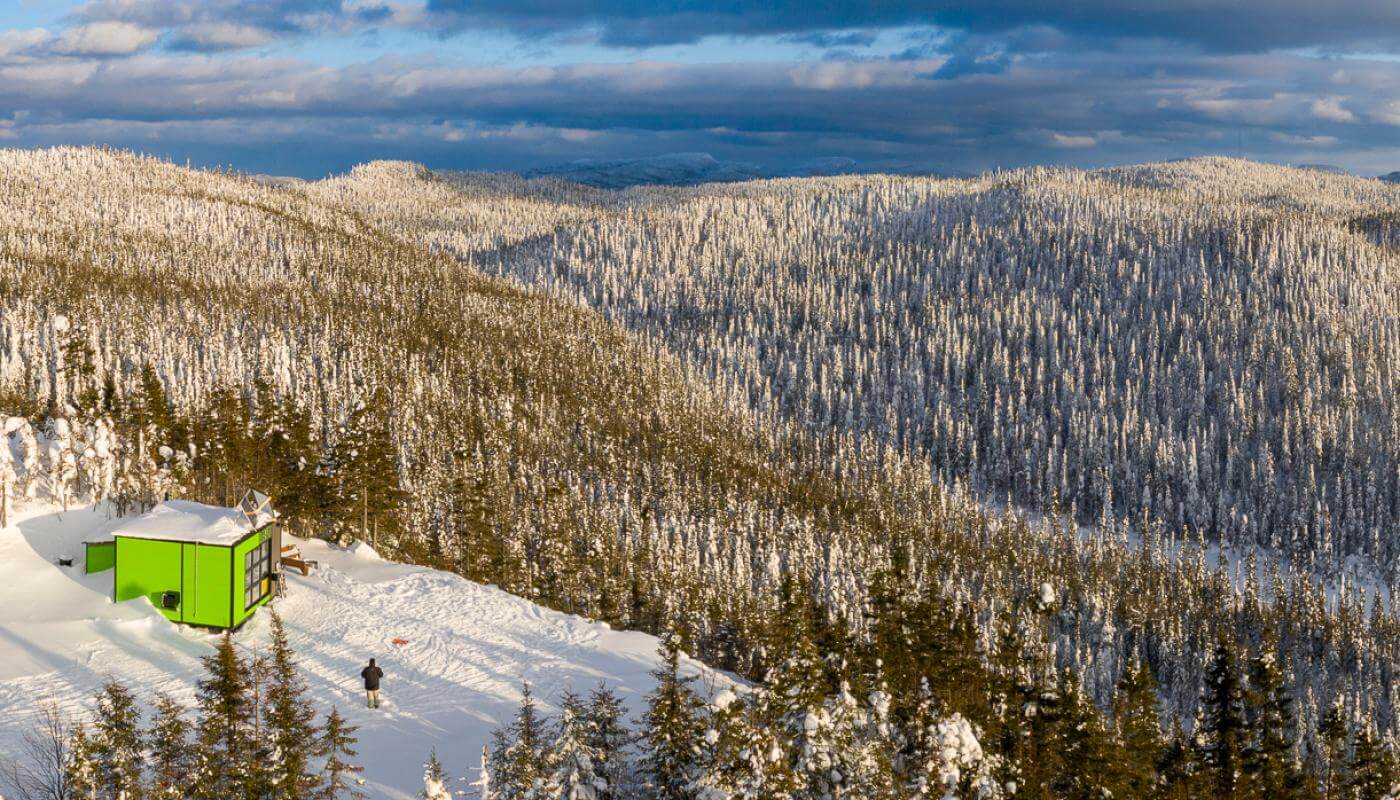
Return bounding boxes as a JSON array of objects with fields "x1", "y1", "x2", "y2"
[
  {"x1": 422, "y1": 0, "x2": 1400, "y2": 52},
  {"x1": 3, "y1": 2, "x2": 1398, "y2": 177},
  {"x1": 2, "y1": 46, "x2": 1397, "y2": 173},
  {"x1": 781, "y1": 30, "x2": 880, "y2": 49}
]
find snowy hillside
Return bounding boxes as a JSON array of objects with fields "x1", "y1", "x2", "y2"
[
  {"x1": 0, "y1": 501, "x2": 731, "y2": 799},
  {"x1": 2, "y1": 147, "x2": 1398, "y2": 795}
]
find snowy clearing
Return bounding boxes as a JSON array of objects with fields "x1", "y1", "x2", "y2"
[{"x1": 0, "y1": 502, "x2": 732, "y2": 798}]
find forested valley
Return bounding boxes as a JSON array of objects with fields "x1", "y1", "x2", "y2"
[{"x1": 2, "y1": 147, "x2": 1398, "y2": 798}]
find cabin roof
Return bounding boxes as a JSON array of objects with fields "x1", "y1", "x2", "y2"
[{"x1": 89, "y1": 499, "x2": 276, "y2": 546}]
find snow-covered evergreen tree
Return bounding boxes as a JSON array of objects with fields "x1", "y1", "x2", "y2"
[
  {"x1": 490, "y1": 683, "x2": 551, "y2": 800},
  {"x1": 192, "y1": 634, "x2": 259, "y2": 799},
  {"x1": 421, "y1": 749, "x2": 452, "y2": 800},
  {"x1": 584, "y1": 685, "x2": 631, "y2": 800},
  {"x1": 265, "y1": 608, "x2": 322, "y2": 800},
  {"x1": 1197, "y1": 640, "x2": 1248, "y2": 798},
  {"x1": 642, "y1": 632, "x2": 706, "y2": 800},
  {"x1": 146, "y1": 693, "x2": 194, "y2": 800},
  {"x1": 86, "y1": 680, "x2": 144, "y2": 800},
  {"x1": 547, "y1": 692, "x2": 601, "y2": 800}
]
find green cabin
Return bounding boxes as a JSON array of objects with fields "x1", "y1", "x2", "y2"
[{"x1": 84, "y1": 492, "x2": 281, "y2": 630}]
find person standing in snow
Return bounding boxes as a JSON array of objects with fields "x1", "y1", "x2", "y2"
[{"x1": 362, "y1": 658, "x2": 384, "y2": 709}]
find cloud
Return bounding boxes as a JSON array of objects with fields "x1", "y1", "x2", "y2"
[
  {"x1": 36, "y1": 0, "x2": 1400, "y2": 69},
  {"x1": 418, "y1": 0, "x2": 1400, "y2": 53},
  {"x1": 0, "y1": 29, "x2": 55, "y2": 60},
  {"x1": 68, "y1": 0, "x2": 407, "y2": 52},
  {"x1": 167, "y1": 23, "x2": 274, "y2": 51},
  {"x1": 1374, "y1": 102, "x2": 1400, "y2": 127},
  {"x1": 782, "y1": 30, "x2": 879, "y2": 49},
  {"x1": 0, "y1": 61, "x2": 100, "y2": 84},
  {"x1": 1050, "y1": 132, "x2": 1096, "y2": 148},
  {"x1": 1, "y1": 6, "x2": 1399, "y2": 177},
  {"x1": 923, "y1": 37, "x2": 1016, "y2": 79},
  {"x1": 1272, "y1": 132, "x2": 1339, "y2": 146},
  {"x1": 1311, "y1": 96, "x2": 1355, "y2": 123},
  {"x1": 53, "y1": 21, "x2": 159, "y2": 56}
]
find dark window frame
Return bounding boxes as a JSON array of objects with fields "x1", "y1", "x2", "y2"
[{"x1": 244, "y1": 538, "x2": 273, "y2": 610}]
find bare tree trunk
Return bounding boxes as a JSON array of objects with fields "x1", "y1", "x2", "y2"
[
  {"x1": 363, "y1": 483, "x2": 371, "y2": 547},
  {"x1": 0, "y1": 701, "x2": 72, "y2": 800}
]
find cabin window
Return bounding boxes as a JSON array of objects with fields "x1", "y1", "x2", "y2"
[{"x1": 244, "y1": 538, "x2": 273, "y2": 609}]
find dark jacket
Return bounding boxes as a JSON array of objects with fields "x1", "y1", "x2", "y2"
[{"x1": 362, "y1": 664, "x2": 384, "y2": 690}]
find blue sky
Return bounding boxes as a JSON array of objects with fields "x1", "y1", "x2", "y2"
[{"x1": 1, "y1": 1, "x2": 1398, "y2": 178}]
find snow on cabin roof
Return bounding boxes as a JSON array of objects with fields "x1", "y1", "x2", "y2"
[{"x1": 89, "y1": 499, "x2": 276, "y2": 546}]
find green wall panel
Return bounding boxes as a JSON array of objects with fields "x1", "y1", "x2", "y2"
[
  {"x1": 114, "y1": 538, "x2": 183, "y2": 622},
  {"x1": 181, "y1": 544, "x2": 196, "y2": 620},
  {"x1": 85, "y1": 541, "x2": 115, "y2": 574},
  {"x1": 188, "y1": 543, "x2": 232, "y2": 628}
]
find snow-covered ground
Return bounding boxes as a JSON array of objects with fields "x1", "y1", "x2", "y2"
[{"x1": 0, "y1": 502, "x2": 731, "y2": 798}]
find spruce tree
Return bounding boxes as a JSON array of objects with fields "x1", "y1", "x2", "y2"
[
  {"x1": 1316, "y1": 701, "x2": 1349, "y2": 800},
  {"x1": 760, "y1": 581, "x2": 826, "y2": 797},
  {"x1": 246, "y1": 649, "x2": 279, "y2": 800},
  {"x1": 1158, "y1": 725, "x2": 1208, "y2": 800},
  {"x1": 193, "y1": 634, "x2": 258, "y2": 799},
  {"x1": 993, "y1": 613, "x2": 1062, "y2": 800},
  {"x1": 312, "y1": 708, "x2": 366, "y2": 800},
  {"x1": 260, "y1": 395, "x2": 326, "y2": 534},
  {"x1": 1052, "y1": 673, "x2": 1118, "y2": 800},
  {"x1": 585, "y1": 684, "x2": 631, "y2": 800},
  {"x1": 147, "y1": 693, "x2": 194, "y2": 800},
  {"x1": 1111, "y1": 659, "x2": 1163, "y2": 798},
  {"x1": 864, "y1": 553, "x2": 914, "y2": 699},
  {"x1": 496, "y1": 682, "x2": 549, "y2": 800},
  {"x1": 1197, "y1": 639, "x2": 1248, "y2": 797},
  {"x1": 548, "y1": 691, "x2": 601, "y2": 800},
  {"x1": 687, "y1": 687, "x2": 738, "y2": 799},
  {"x1": 692, "y1": 687, "x2": 795, "y2": 800},
  {"x1": 903, "y1": 679, "x2": 947, "y2": 799},
  {"x1": 65, "y1": 724, "x2": 99, "y2": 800},
  {"x1": 1346, "y1": 723, "x2": 1397, "y2": 800},
  {"x1": 329, "y1": 389, "x2": 404, "y2": 548},
  {"x1": 88, "y1": 679, "x2": 145, "y2": 800},
  {"x1": 641, "y1": 631, "x2": 706, "y2": 800},
  {"x1": 986, "y1": 606, "x2": 1029, "y2": 795},
  {"x1": 265, "y1": 609, "x2": 322, "y2": 800},
  {"x1": 482, "y1": 729, "x2": 512, "y2": 800},
  {"x1": 829, "y1": 682, "x2": 900, "y2": 800},
  {"x1": 421, "y1": 749, "x2": 451, "y2": 800},
  {"x1": 1243, "y1": 647, "x2": 1308, "y2": 799}
]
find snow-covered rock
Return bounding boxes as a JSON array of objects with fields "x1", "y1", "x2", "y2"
[{"x1": 348, "y1": 540, "x2": 383, "y2": 560}]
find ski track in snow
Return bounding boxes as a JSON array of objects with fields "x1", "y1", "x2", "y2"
[{"x1": 0, "y1": 502, "x2": 732, "y2": 798}]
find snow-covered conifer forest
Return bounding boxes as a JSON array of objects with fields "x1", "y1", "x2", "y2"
[{"x1": 2, "y1": 146, "x2": 1398, "y2": 798}]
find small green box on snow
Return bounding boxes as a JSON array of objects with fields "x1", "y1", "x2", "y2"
[{"x1": 84, "y1": 491, "x2": 281, "y2": 630}]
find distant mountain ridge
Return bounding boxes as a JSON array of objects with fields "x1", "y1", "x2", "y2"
[
  {"x1": 520, "y1": 151, "x2": 946, "y2": 187},
  {"x1": 1381, "y1": 171, "x2": 1400, "y2": 184},
  {"x1": 523, "y1": 152, "x2": 762, "y2": 188},
  {"x1": 1297, "y1": 163, "x2": 1348, "y2": 174}
]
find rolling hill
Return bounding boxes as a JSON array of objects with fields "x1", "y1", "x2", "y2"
[{"x1": 1, "y1": 148, "x2": 1397, "y2": 788}]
